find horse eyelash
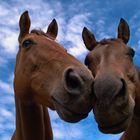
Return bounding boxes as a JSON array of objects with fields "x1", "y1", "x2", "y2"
[{"x1": 22, "y1": 39, "x2": 36, "y2": 50}]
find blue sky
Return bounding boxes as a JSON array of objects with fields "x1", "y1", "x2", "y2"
[{"x1": 0, "y1": 0, "x2": 140, "y2": 140}]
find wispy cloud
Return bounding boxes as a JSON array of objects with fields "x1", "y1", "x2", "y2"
[
  {"x1": 0, "y1": 80, "x2": 14, "y2": 94},
  {"x1": 0, "y1": 28, "x2": 18, "y2": 56},
  {"x1": 65, "y1": 13, "x2": 91, "y2": 57},
  {"x1": 49, "y1": 110, "x2": 83, "y2": 139},
  {"x1": 0, "y1": 72, "x2": 14, "y2": 94},
  {"x1": 0, "y1": 108, "x2": 13, "y2": 117},
  {"x1": 0, "y1": 57, "x2": 8, "y2": 66},
  {"x1": 0, "y1": 107, "x2": 15, "y2": 140}
]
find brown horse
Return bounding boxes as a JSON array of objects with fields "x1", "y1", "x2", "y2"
[
  {"x1": 82, "y1": 19, "x2": 140, "y2": 140},
  {"x1": 12, "y1": 11, "x2": 94, "y2": 140}
]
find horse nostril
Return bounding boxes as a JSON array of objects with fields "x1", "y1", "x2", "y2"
[
  {"x1": 94, "y1": 75, "x2": 127, "y2": 100},
  {"x1": 113, "y1": 78, "x2": 129, "y2": 109},
  {"x1": 116, "y1": 78, "x2": 127, "y2": 98},
  {"x1": 64, "y1": 68, "x2": 83, "y2": 95},
  {"x1": 120, "y1": 78, "x2": 126, "y2": 92}
]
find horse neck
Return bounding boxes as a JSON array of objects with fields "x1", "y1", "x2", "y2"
[
  {"x1": 120, "y1": 115, "x2": 140, "y2": 140},
  {"x1": 13, "y1": 95, "x2": 53, "y2": 140},
  {"x1": 120, "y1": 67, "x2": 140, "y2": 140}
]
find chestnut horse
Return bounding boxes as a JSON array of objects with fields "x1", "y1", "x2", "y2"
[
  {"x1": 12, "y1": 11, "x2": 94, "y2": 140},
  {"x1": 82, "y1": 19, "x2": 140, "y2": 140}
]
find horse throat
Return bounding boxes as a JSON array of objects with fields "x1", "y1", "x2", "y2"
[
  {"x1": 13, "y1": 96, "x2": 53, "y2": 140},
  {"x1": 120, "y1": 115, "x2": 140, "y2": 140}
]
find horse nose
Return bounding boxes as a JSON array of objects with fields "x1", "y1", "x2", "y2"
[
  {"x1": 94, "y1": 74, "x2": 126, "y2": 101},
  {"x1": 64, "y1": 67, "x2": 93, "y2": 95}
]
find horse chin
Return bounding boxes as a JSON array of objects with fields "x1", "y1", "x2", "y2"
[
  {"x1": 52, "y1": 97, "x2": 88, "y2": 123},
  {"x1": 57, "y1": 108, "x2": 88, "y2": 123},
  {"x1": 98, "y1": 116, "x2": 131, "y2": 134}
]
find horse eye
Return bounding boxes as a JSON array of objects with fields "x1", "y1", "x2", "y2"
[
  {"x1": 22, "y1": 40, "x2": 33, "y2": 49},
  {"x1": 128, "y1": 48, "x2": 135, "y2": 58}
]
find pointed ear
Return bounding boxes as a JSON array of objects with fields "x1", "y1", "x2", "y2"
[
  {"x1": 46, "y1": 19, "x2": 58, "y2": 39},
  {"x1": 18, "y1": 11, "x2": 31, "y2": 43},
  {"x1": 82, "y1": 27, "x2": 97, "y2": 51},
  {"x1": 118, "y1": 18, "x2": 130, "y2": 44}
]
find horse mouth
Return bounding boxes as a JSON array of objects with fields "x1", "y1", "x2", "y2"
[
  {"x1": 98, "y1": 116, "x2": 130, "y2": 134},
  {"x1": 52, "y1": 96, "x2": 88, "y2": 122}
]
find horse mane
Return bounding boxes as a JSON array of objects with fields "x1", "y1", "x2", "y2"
[
  {"x1": 99, "y1": 38, "x2": 117, "y2": 45},
  {"x1": 31, "y1": 29, "x2": 57, "y2": 41},
  {"x1": 31, "y1": 29, "x2": 66, "y2": 53},
  {"x1": 136, "y1": 67, "x2": 140, "y2": 80},
  {"x1": 31, "y1": 29, "x2": 47, "y2": 37}
]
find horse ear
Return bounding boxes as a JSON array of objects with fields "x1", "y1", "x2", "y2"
[
  {"x1": 18, "y1": 11, "x2": 31, "y2": 43},
  {"x1": 82, "y1": 27, "x2": 97, "y2": 51},
  {"x1": 117, "y1": 18, "x2": 130, "y2": 44},
  {"x1": 46, "y1": 19, "x2": 58, "y2": 39}
]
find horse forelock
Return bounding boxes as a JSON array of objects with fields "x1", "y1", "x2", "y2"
[
  {"x1": 31, "y1": 29, "x2": 58, "y2": 41},
  {"x1": 99, "y1": 38, "x2": 117, "y2": 45},
  {"x1": 30, "y1": 29, "x2": 66, "y2": 53},
  {"x1": 31, "y1": 29, "x2": 47, "y2": 37}
]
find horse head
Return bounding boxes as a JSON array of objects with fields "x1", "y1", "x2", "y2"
[
  {"x1": 82, "y1": 18, "x2": 139, "y2": 133},
  {"x1": 14, "y1": 11, "x2": 94, "y2": 123}
]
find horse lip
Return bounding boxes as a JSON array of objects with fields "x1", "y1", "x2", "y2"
[
  {"x1": 98, "y1": 116, "x2": 130, "y2": 133},
  {"x1": 51, "y1": 96, "x2": 88, "y2": 117}
]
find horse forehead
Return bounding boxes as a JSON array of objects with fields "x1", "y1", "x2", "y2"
[
  {"x1": 22, "y1": 33, "x2": 67, "y2": 54},
  {"x1": 97, "y1": 39, "x2": 126, "y2": 53},
  {"x1": 88, "y1": 41, "x2": 127, "y2": 62},
  {"x1": 23, "y1": 33, "x2": 54, "y2": 45},
  {"x1": 23, "y1": 33, "x2": 48, "y2": 42}
]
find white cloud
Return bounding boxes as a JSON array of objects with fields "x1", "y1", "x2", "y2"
[
  {"x1": 0, "y1": 95, "x2": 15, "y2": 105},
  {"x1": 0, "y1": 0, "x2": 91, "y2": 61},
  {"x1": 0, "y1": 1, "x2": 56, "y2": 58},
  {"x1": 53, "y1": 125, "x2": 82, "y2": 139},
  {"x1": 0, "y1": 108, "x2": 13, "y2": 117},
  {"x1": 64, "y1": 14, "x2": 91, "y2": 57},
  {"x1": 0, "y1": 5, "x2": 9, "y2": 16},
  {"x1": 48, "y1": 109, "x2": 83, "y2": 139},
  {"x1": 0, "y1": 4, "x2": 19, "y2": 26},
  {"x1": 0, "y1": 80, "x2": 14, "y2": 94},
  {"x1": 0, "y1": 57, "x2": 7, "y2": 66},
  {"x1": 0, "y1": 28, "x2": 18, "y2": 56},
  {"x1": 133, "y1": 40, "x2": 140, "y2": 56},
  {"x1": 0, "y1": 106, "x2": 15, "y2": 139},
  {"x1": 1, "y1": 136, "x2": 11, "y2": 140}
]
